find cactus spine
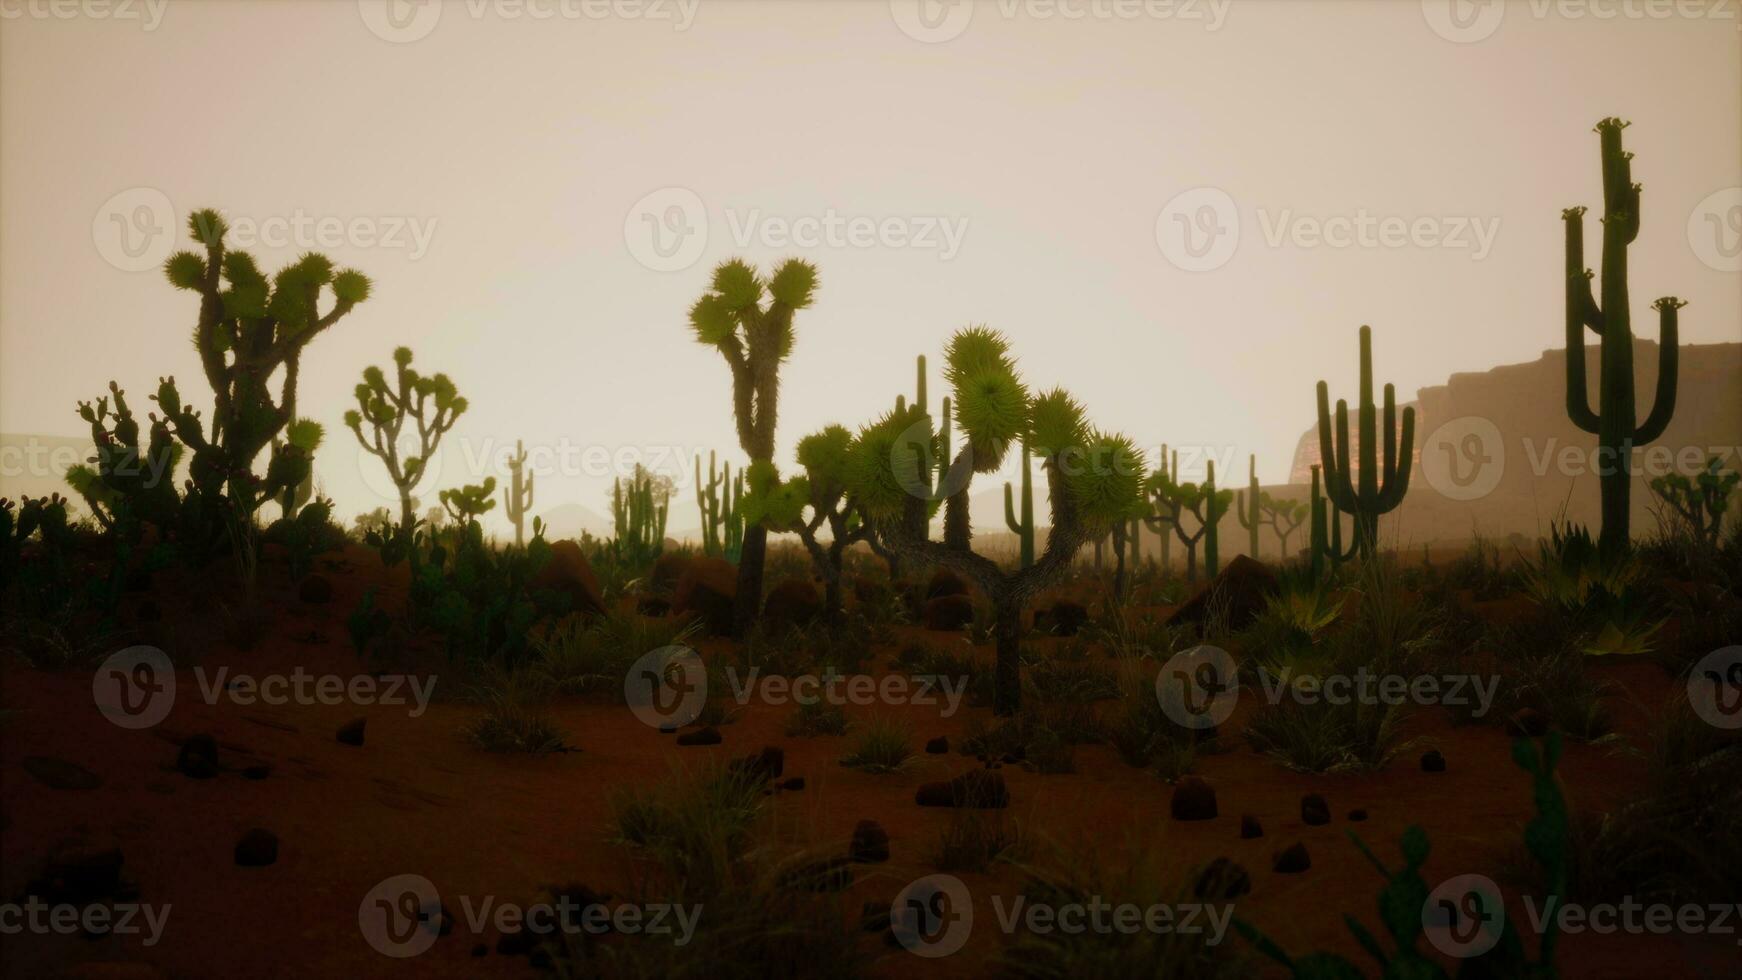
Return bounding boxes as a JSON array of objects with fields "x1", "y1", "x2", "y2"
[
  {"x1": 1563, "y1": 118, "x2": 1683, "y2": 557},
  {"x1": 1003, "y1": 434, "x2": 1035, "y2": 568},
  {"x1": 696, "y1": 450, "x2": 743, "y2": 562},
  {"x1": 502, "y1": 439, "x2": 534, "y2": 548},
  {"x1": 1234, "y1": 454, "x2": 1263, "y2": 559},
  {"x1": 1316, "y1": 325, "x2": 1415, "y2": 560}
]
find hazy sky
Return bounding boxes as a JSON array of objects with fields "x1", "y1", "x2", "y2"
[{"x1": 2, "y1": 1, "x2": 1738, "y2": 534}]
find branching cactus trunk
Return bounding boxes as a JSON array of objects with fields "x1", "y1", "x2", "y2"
[
  {"x1": 1004, "y1": 435, "x2": 1035, "y2": 568},
  {"x1": 1316, "y1": 326, "x2": 1415, "y2": 559},
  {"x1": 502, "y1": 439, "x2": 534, "y2": 548},
  {"x1": 346, "y1": 348, "x2": 467, "y2": 541},
  {"x1": 1563, "y1": 118, "x2": 1683, "y2": 558},
  {"x1": 1234, "y1": 454, "x2": 1265, "y2": 559},
  {"x1": 1309, "y1": 465, "x2": 1358, "y2": 580}
]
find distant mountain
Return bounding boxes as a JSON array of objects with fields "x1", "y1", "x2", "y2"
[{"x1": 534, "y1": 502, "x2": 614, "y2": 541}]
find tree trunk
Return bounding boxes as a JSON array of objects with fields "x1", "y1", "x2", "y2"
[
  {"x1": 993, "y1": 597, "x2": 1023, "y2": 716},
  {"x1": 733, "y1": 523, "x2": 768, "y2": 637}
]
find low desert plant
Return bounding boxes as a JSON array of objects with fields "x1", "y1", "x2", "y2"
[
  {"x1": 931, "y1": 810, "x2": 1027, "y2": 872},
  {"x1": 838, "y1": 716, "x2": 914, "y2": 773},
  {"x1": 1244, "y1": 679, "x2": 1411, "y2": 773},
  {"x1": 784, "y1": 698, "x2": 850, "y2": 737}
]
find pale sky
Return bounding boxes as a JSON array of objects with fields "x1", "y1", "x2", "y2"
[{"x1": 3, "y1": 1, "x2": 1738, "y2": 534}]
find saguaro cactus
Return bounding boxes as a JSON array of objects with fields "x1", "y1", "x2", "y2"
[
  {"x1": 1234, "y1": 454, "x2": 1265, "y2": 559},
  {"x1": 345, "y1": 348, "x2": 468, "y2": 537},
  {"x1": 1309, "y1": 465, "x2": 1358, "y2": 580},
  {"x1": 1316, "y1": 325, "x2": 1415, "y2": 559},
  {"x1": 1563, "y1": 118, "x2": 1683, "y2": 558},
  {"x1": 695, "y1": 450, "x2": 744, "y2": 561},
  {"x1": 688, "y1": 258, "x2": 819, "y2": 634},
  {"x1": 1203, "y1": 459, "x2": 1228, "y2": 577},
  {"x1": 1003, "y1": 435, "x2": 1035, "y2": 568},
  {"x1": 612, "y1": 466, "x2": 669, "y2": 569},
  {"x1": 502, "y1": 440, "x2": 534, "y2": 548},
  {"x1": 1145, "y1": 456, "x2": 1230, "y2": 584}
]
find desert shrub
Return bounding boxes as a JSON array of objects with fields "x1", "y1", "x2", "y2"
[
  {"x1": 1442, "y1": 535, "x2": 1512, "y2": 600},
  {"x1": 1487, "y1": 617, "x2": 1617, "y2": 741},
  {"x1": 463, "y1": 670, "x2": 570, "y2": 753},
  {"x1": 1244, "y1": 682, "x2": 1411, "y2": 774},
  {"x1": 838, "y1": 717, "x2": 913, "y2": 773},
  {"x1": 610, "y1": 762, "x2": 768, "y2": 900},
  {"x1": 1024, "y1": 652, "x2": 1120, "y2": 705},
  {"x1": 931, "y1": 810, "x2": 1027, "y2": 872},
  {"x1": 784, "y1": 697, "x2": 850, "y2": 737},
  {"x1": 1238, "y1": 581, "x2": 1341, "y2": 672},
  {"x1": 899, "y1": 642, "x2": 993, "y2": 708},
  {"x1": 995, "y1": 843, "x2": 1250, "y2": 979},
  {"x1": 1086, "y1": 604, "x2": 1191, "y2": 663},
  {"x1": 528, "y1": 613, "x2": 701, "y2": 697}
]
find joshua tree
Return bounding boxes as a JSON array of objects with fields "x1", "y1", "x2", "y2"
[
  {"x1": 441, "y1": 478, "x2": 497, "y2": 526},
  {"x1": 688, "y1": 258, "x2": 819, "y2": 635},
  {"x1": 1003, "y1": 435, "x2": 1035, "y2": 568},
  {"x1": 345, "y1": 348, "x2": 468, "y2": 537},
  {"x1": 1563, "y1": 118, "x2": 1683, "y2": 558},
  {"x1": 1316, "y1": 325, "x2": 1415, "y2": 559},
  {"x1": 1146, "y1": 458, "x2": 1230, "y2": 583},
  {"x1": 695, "y1": 450, "x2": 744, "y2": 561},
  {"x1": 1309, "y1": 465, "x2": 1358, "y2": 580},
  {"x1": 1268, "y1": 494, "x2": 1310, "y2": 558},
  {"x1": 847, "y1": 327, "x2": 1144, "y2": 715},
  {"x1": 1648, "y1": 457, "x2": 1738, "y2": 548},
  {"x1": 502, "y1": 440, "x2": 534, "y2": 548},
  {"x1": 759, "y1": 425, "x2": 876, "y2": 618},
  {"x1": 1107, "y1": 496, "x2": 1147, "y2": 600}
]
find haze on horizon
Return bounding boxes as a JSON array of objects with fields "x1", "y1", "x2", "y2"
[{"x1": 2, "y1": 0, "x2": 1738, "y2": 537}]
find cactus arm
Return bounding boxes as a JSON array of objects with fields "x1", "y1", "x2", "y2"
[
  {"x1": 1634, "y1": 298, "x2": 1683, "y2": 443},
  {"x1": 1562, "y1": 208, "x2": 1603, "y2": 434},
  {"x1": 1316, "y1": 382, "x2": 1356, "y2": 512},
  {"x1": 1379, "y1": 405, "x2": 1416, "y2": 511},
  {"x1": 1356, "y1": 327, "x2": 1378, "y2": 507}
]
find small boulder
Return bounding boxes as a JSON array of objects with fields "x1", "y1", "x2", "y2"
[
  {"x1": 530, "y1": 540, "x2": 608, "y2": 618},
  {"x1": 1272, "y1": 842, "x2": 1311, "y2": 874},
  {"x1": 1046, "y1": 600, "x2": 1090, "y2": 637},
  {"x1": 924, "y1": 736, "x2": 950, "y2": 755},
  {"x1": 1193, "y1": 857, "x2": 1251, "y2": 900},
  {"x1": 676, "y1": 726, "x2": 722, "y2": 746},
  {"x1": 763, "y1": 579, "x2": 823, "y2": 632},
  {"x1": 849, "y1": 820, "x2": 890, "y2": 863},
  {"x1": 1348, "y1": 809, "x2": 1368, "y2": 822},
  {"x1": 1420, "y1": 749, "x2": 1447, "y2": 773},
  {"x1": 29, "y1": 838, "x2": 126, "y2": 904},
  {"x1": 1167, "y1": 554, "x2": 1279, "y2": 632},
  {"x1": 336, "y1": 717, "x2": 367, "y2": 747},
  {"x1": 915, "y1": 770, "x2": 1009, "y2": 809},
  {"x1": 242, "y1": 765, "x2": 272, "y2": 781},
  {"x1": 1240, "y1": 814, "x2": 1264, "y2": 839},
  {"x1": 297, "y1": 573, "x2": 334, "y2": 604},
  {"x1": 1300, "y1": 793, "x2": 1331, "y2": 826},
  {"x1": 925, "y1": 568, "x2": 969, "y2": 601},
  {"x1": 176, "y1": 734, "x2": 220, "y2": 779},
  {"x1": 673, "y1": 557, "x2": 739, "y2": 636},
  {"x1": 730, "y1": 746, "x2": 785, "y2": 782},
  {"x1": 778, "y1": 776, "x2": 806, "y2": 791},
  {"x1": 1171, "y1": 777, "x2": 1218, "y2": 821},
  {"x1": 922, "y1": 594, "x2": 975, "y2": 632},
  {"x1": 234, "y1": 828, "x2": 279, "y2": 867}
]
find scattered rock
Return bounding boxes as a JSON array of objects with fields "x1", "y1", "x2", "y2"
[
  {"x1": 176, "y1": 734, "x2": 220, "y2": 779},
  {"x1": 925, "y1": 568, "x2": 969, "y2": 601},
  {"x1": 1240, "y1": 814, "x2": 1264, "y2": 839},
  {"x1": 1171, "y1": 777, "x2": 1219, "y2": 821},
  {"x1": 658, "y1": 724, "x2": 679, "y2": 735},
  {"x1": 1506, "y1": 708, "x2": 1549, "y2": 737},
  {"x1": 676, "y1": 726, "x2": 722, "y2": 746},
  {"x1": 297, "y1": 573, "x2": 333, "y2": 604},
  {"x1": 336, "y1": 717, "x2": 367, "y2": 747},
  {"x1": 673, "y1": 557, "x2": 739, "y2": 635},
  {"x1": 29, "y1": 838, "x2": 126, "y2": 904},
  {"x1": 1300, "y1": 793, "x2": 1330, "y2": 826},
  {"x1": 778, "y1": 776, "x2": 806, "y2": 791},
  {"x1": 1420, "y1": 749, "x2": 1447, "y2": 773},
  {"x1": 730, "y1": 745, "x2": 785, "y2": 781},
  {"x1": 922, "y1": 594, "x2": 975, "y2": 631},
  {"x1": 1167, "y1": 555, "x2": 1280, "y2": 632},
  {"x1": 925, "y1": 736, "x2": 950, "y2": 754},
  {"x1": 22, "y1": 756, "x2": 102, "y2": 791},
  {"x1": 234, "y1": 828, "x2": 278, "y2": 867},
  {"x1": 242, "y1": 765, "x2": 272, "y2": 780},
  {"x1": 1193, "y1": 857, "x2": 1251, "y2": 900},
  {"x1": 915, "y1": 770, "x2": 1009, "y2": 809},
  {"x1": 763, "y1": 579, "x2": 822, "y2": 631},
  {"x1": 1044, "y1": 600, "x2": 1090, "y2": 636},
  {"x1": 849, "y1": 820, "x2": 890, "y2": 863},
  {"x1": 1348, "y1": 809, "x2": 1368, "y2": 822},
  {"x1": 1273, "y1": 842, "x2": 1311, "y2": 874},
  {"x1": 530, "y1": 540, "x2": 608, "y2": 618}
]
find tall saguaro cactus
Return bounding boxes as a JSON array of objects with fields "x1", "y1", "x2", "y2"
[
  {"x1": 695, "y1": 450, "x2": 743, "y2": 561},
  {"x1": 1563, "y1": 118, "x2": 1683, "y2": 558},
  {"x1": 1309, "y1": 465, "x2": 1358, "y2": 580},
  {"x1": 689, "y1": 258, "x2": 819, "y2": 635},
  {"x1": 1003, "y1": 435, "x2": 1035, "y2": 568},
  {"x1": 1234, "y1": 454, "x2": 1265, "y2": 559},
  {"x1": 1316, "y1": 325, "x2": 1415, "y2": 559},
  {"x1": 502, "y1": 439, "x2": 534, "y2": 548}
]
